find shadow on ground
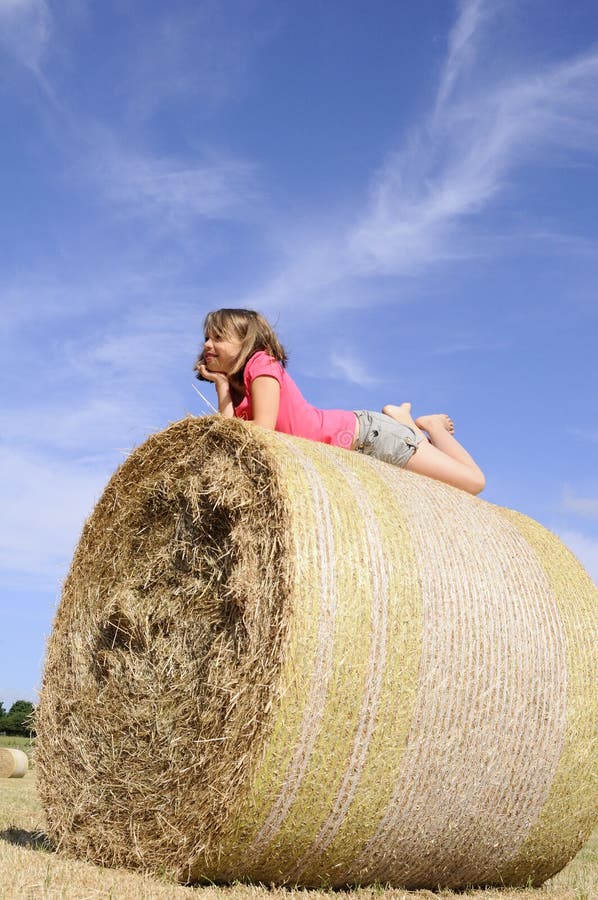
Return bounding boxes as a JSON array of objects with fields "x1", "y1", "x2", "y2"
[{"x1": 0, "y1": 827, "x2": 53, "y2": 852}]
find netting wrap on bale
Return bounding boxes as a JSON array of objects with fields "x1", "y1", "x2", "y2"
[{"x1": 37, "y1": 416, "x2": 597, "y2": 889}]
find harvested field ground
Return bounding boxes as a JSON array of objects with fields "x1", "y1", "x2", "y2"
[{"x1": 0, "y1": 771, "x2": 595, "y2": 900}]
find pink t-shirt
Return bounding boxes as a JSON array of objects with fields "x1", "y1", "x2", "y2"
[{"x1": 234, "y1": 351, "x2": 356, "y2": 450}]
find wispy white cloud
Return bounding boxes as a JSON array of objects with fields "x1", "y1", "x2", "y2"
[
  {"x1": 431, "y1": 337, "x2": 509, "y2": 356},
  {"x1": 0, "y1": 266, "x2": 180, "y2": 343},
  {"x1": 92, "y1": 141, "x2": 260, "y2": 229},
  {"x1": 329, "y1": 347, "x2": 382, "y2": 387},
  {"x1": 1, "y1": 303, "x2": 200, "y2": 450},
  {"x1": 351, "y1": 49, "x2": 598, "y2": 276},
  {"x1": 557, "y1": 529, "x2": 598, "y2": 584},
  {"x1": 0, "y1": 445, "x2": 107, "y2": 586},
  {"x1": 0, "y1": 2, "x2": 270, "y2": 232},
  {"x1": 435, "y1": 0, "x2": 493, "y2": 111},
  {"x1": 121, "y1": 0, "x2": 281, "y2": 122},
  {"x1": 0, "y1": 0, "x2": 50, "y2": 71},
  {"x1": 0, "y1": 0, "x2": 57, "y2": 100},
  {"x1": 63, "y1": 306, "x2": 201, "y2": 382},
  {"x1": 85, "y1": 327, "x2": 178, "y2": 376},
  {"x1": 0, "y1": 304, "x2": 202, "y2": 585},
  {"x1": 237, "y1": 0, "x2": 598, "y2": 311},
  {"x1": 1, "y1": 0, "x2": 281, "y2": 124},
  {"x1": 563, "y1": 486, "x2": 598, "y2": 519},
  {"x1": 0, "y1": 396, "x2": 149, "y2": 455},
  {"x1": 2, "y1": 278, "x2": 157, "y2": 349},
  {"x1": 567, "y1": 426, "x2": 598, "y2": 444}
]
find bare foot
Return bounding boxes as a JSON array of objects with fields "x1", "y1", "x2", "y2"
[
  {"x1": 415, "y1": 414, "x2": 454, "y2": 435},
  {"x1": 382, "y1": 402, "x2": 418, "y2": 429}
]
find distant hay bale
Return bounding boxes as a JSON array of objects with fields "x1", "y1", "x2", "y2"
[
  {"x1": 36, "y1": 416, "x2": 597, "y2": 889},
  {"x1": 0, "y1": 748, "x2": 29, "y2": 778}
]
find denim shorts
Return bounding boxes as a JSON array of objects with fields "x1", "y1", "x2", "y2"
[{"x1": 353, "y1": 409, "x2": 423, "y2": 468}]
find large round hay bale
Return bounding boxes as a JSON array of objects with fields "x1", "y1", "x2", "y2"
[
  {"x1": 0, "y1": 747, "x2": 29, "y2": 778},
  {"x1": 36, "y1": 416, "x2": 597, "y2": 889}
]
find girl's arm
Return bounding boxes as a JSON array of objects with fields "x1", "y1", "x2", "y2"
[
  {"x1": 250, "y1": 375, "x2": 280, "y2": 430},
  {"x1": 213, "y1": 375, "x2": 235, "y2": 418},
  {"x1": 196, "y1": 365, "x2": 235, "y2": 417}
]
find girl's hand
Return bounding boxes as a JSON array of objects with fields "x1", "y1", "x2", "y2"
[
  {"x1": 195, "y1": 361, "x2": 235, "y2": 418},
  {"x1": 196, "y1": 362, "x2": 229, "y2": 387}
]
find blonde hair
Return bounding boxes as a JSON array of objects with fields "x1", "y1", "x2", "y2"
[{"x1": 195, "y1": 308, "x2": 288, "y2": 387}]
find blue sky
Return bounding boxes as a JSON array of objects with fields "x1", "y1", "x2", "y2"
[{"x1": 1, "y1": 0, "x2": 597, "y2": 707}]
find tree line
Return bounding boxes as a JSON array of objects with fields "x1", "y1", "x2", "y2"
[{"x1": 0, "y1": 700, "x2": 36, "y2": 736}]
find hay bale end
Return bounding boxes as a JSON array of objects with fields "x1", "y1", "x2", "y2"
[{"x1": 0, "y1": 748, "x2": 29, "y2": 779}]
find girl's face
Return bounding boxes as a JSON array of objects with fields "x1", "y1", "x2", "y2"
[{"x1": 203, "y1": 330, "x2": 243, "y2": 376}]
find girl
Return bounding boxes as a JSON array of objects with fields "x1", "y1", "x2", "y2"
[{"x1": 195, "y1": 308, "x2": 485, "y2": 495}]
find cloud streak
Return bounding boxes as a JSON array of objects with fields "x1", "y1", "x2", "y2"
[
  {"x1": 238, "y1": 0, "x2": 598, "y2": 311},
  {"x1": 90, "y1": 140, "x2": 260, "y2": 230},
  {"x1": 563, "y1": 487, "x2": 598, "y2": 519},
  {"x1": 0, "y1": 445, "x2": 107, "y2": 587},
  {"x1": 0, "y1": 303, "x2": 202, "y2": 584},
  {"x1": 567, "y1": 427, "x2": 598, "y2": 445},
  {"x1": 0, "y1": 2, "x2": 268, "y2": 234},
  {"x1": 120, "y1": 0, "x2": 281, "y2": 122},
  {"x1": 351, "y1": 48, "x2": 598, "y2": 275},
  {"x1": 435, "y1": 0, "x2": 492, "y2": 111},
  {"x1": 329, "y1": 347, "x2": 382, "y2": 387},
  {"x1": 0, "y1": 0, "x2": 57, "y2": 101},
  {"x1": 0, "y1": 0, "x2": 50, "y2": 72}
]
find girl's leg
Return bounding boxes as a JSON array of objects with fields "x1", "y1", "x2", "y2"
[
  {"x1": 383, "y1": 403, "x2": 454, "y2": 436},
  {"x1": 405, "y1": 425, "x2": 486, "y2": 495},
  {"x1": 414, "y1": 414, "x2": 475, "y2": 464},
  {"x1": 382, "y1": 404, "x2": 485, "y2": 495}
]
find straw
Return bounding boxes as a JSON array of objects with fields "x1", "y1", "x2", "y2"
[{"x1": 36, "y1": 416, "x2": 598, "y2": 888}]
